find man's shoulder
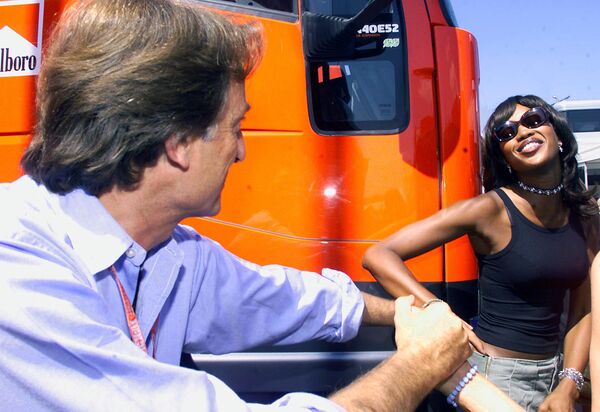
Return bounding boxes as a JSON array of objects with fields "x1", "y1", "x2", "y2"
[
  {"x1": 0, "y1": 176, "x2": 58, "y2": 234},
  {"x1": 0, "y1": 177, "x2": 83, "y2": 277}
]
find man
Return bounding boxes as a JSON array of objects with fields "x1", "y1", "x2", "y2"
[{"x1": 0, "y1": 1, "x2": 516, "y2": 411}]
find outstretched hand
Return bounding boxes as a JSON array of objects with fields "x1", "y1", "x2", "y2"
[{"x1": 393, "y1": 296, "x2": 471, "y2": 385}]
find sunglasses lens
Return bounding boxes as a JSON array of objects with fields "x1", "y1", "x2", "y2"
[
  {"x1": 494, "y1": 107, "x2": 549, "y2": 142},
  {"x1": 521, "y1": 108, "x2": 548, "y2": 129},
  {"x1": 494, "y1": 122, "x2": 517, "y2": 141}
]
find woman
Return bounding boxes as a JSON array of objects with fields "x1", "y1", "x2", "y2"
[{"x1": 363, "y1": 95, "x2": 598, "y2": 411}]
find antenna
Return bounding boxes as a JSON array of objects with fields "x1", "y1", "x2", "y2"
[{"x1": 552, "y1": 95, "x2": 571, "y2": 104}]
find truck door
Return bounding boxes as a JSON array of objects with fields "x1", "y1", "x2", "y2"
[{"x1": 188, "y1": 0, "x2": 480, "y2": 407}]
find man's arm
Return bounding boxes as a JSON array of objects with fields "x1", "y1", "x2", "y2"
[
  {"x1": 184, "y1": 236, "x2": 366, "y2": 352},
  {"x1": 331, "y1": 296, "x2": 525, "y2": 412},
  {"x1": 330, "y1": 296, "x2": 469, "y2": 411},
  {"x1": 360, "y1": 292, "x2": 395, "y2": 325}
]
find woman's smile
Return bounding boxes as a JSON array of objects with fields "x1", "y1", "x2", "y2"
[{"x1": 516, "y1": 137, "x2": 544, "y2": 154}]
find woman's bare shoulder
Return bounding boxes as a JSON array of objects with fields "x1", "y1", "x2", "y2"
[{"x1": 444, "y1": 190, "x2": 505, "y2": 223}]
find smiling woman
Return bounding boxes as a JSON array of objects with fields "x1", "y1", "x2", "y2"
[{"x1": 362, "y1": 95, "x2": 599, "y2": 411}]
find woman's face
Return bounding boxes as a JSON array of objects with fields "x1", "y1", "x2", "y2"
[{"x1": 499, "y1": 104, "x2": 562, "y2": 175}]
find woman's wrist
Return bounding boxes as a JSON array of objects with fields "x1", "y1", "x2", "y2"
[
  {"x1": 558, "y1": 368, "x2": 584, "y2": 392},
  {"x1": 446, "y1": 365, "x2": 477, "y2": 407},
  {"x1": 555, "y1": 373, "x2": 581, "y2": 400},
  {"x1": 437, "y1": 362, "x2": 471, "y2": 395}
]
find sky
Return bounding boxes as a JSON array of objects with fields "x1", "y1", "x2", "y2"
[{"x1": 451, "y1": 0, "x2": 600, "y2": 130}]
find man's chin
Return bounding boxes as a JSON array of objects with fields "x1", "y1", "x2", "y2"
[
  {"x1": 184, "y1": 200, "x2": 221, "y2": 220},
  {"x1": 203, "y1": 201, "x2": 222, "y2": 217}
]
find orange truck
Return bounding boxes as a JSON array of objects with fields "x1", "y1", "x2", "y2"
[{"x1": 0, "y1": 0, "x2": 480, "y2": 407}]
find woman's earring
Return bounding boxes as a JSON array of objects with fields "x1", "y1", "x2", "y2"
[
  {"x1": 507, "y1": 164, "x2": 512, "y2": 174},
  {"x1": 559, "y1": 145, "x2": 563, "y2": 153}
]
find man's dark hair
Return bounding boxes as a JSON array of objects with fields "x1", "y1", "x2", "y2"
[
  {"x1": 22, "y1": 0, "x2": 262, "y2": 195},
  {"x1": 482, "y1": 94, "x2": 598, "y2": 217}
]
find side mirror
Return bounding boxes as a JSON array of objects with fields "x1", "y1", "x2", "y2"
[{"x1": 302, "y1": 0, "x2": 393, "y2": 60}]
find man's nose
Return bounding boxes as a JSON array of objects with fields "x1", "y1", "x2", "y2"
[{"x1": 235, "y1": 136, "x2": 246, "y2": 162}]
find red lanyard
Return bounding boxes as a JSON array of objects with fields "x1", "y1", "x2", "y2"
[{"x1": 110, "y1": 265, "x2": 158, "y2": 358}]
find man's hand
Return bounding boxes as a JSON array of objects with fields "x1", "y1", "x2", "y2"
[
  {"x1": 330, "y1": 295, "x2": 471, "y2": 411},
  {"x1": 394, "y1": 295, "x2": 471, "y2": 384}
]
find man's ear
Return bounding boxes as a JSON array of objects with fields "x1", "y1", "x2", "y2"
[{"x1": 164, "y1": 134, "x2": 190, "y2": 170}]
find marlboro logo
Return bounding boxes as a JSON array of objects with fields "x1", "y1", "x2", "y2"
[{"x1": 0, "y1": 0, "x2": 44, "y2": 78}]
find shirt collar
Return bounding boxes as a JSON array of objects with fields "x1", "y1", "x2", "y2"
[{"x1": 56, "y1": 187, "x2": 140, "y2": 275}]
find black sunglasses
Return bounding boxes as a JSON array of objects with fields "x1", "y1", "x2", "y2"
[{"x1": 493, "y1": 107, "x2": 549, "y2": 142}]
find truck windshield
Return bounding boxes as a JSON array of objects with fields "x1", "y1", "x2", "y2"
[
  {"x1": 304, "y1": 0, "x2": 408, "y2": 134},
  {"x1": 564, "y1": 109, "x2": 600, "y2": 133}
]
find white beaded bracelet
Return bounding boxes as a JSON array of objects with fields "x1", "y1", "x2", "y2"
[
  {"x1": 558, "y1": 368, "x2": 584, "y2": 391},
  {"x1": 446, "y1": 364, "x2": 477, "y2": 407}
]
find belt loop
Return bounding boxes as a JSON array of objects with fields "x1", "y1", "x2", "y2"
[
  {"x1": 484, "y1": 354, "x2": 492, "y2": 377},
  {"x1": 550, "y1": 353, "x2": 561, "y2": 390}
]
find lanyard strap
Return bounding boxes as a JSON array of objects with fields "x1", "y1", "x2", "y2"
[{"x1": 109, "y1": 265, "x2": 158, "y2": 358}]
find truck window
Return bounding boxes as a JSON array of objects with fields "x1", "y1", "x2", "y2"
[
  {"x1": 304, "y1": 0, "x2": 408, "y2": 134},
  {"x1": 206, "y1": 0, "x2": 296, "y2": 14},
  {"x1": 564, "y1": 109, "x2": 600, "y2": 133}
]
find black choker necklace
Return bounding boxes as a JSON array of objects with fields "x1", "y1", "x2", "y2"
[{"x1": 517, "y1": 180, "x2": 564, "y2": 196}]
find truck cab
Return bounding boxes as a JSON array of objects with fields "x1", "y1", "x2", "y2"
[{"x1": 554, "y1": 99, "x2": 600, "y2": 188}]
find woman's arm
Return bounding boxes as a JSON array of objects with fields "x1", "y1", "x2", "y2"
[
  {"x1": 591, "y1": 254, "x2": 600, "y2": 412},
  {"x1": 438, "y1": 362, "x2": 524, "y2": 412},
  {"x1": 330, "y1": 296, "x2": 471, "y2": 412},
  {"x1": 539, "y1": 275, "x2": 591, "y2": 412},
  {"x1": 540, "y1": 214, "x2": 598, "y2": 412},
  {"x1": 362, "y1": 193, "x2": 502, "y2": 353},
  {"x1": 333, "y1": 298, "x2": 525, "y2": 412},
  {"x1": 362, "y1": 193, "x2": 500, "y2": 306}
]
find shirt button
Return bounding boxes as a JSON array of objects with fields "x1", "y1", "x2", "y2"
[{"x1": 125, "y1": 248, "x2": 136, "y2": 258}]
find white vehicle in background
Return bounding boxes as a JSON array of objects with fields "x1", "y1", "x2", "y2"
[{"x1": 554, "y1": 99, "x2": 600, "y2": 188}]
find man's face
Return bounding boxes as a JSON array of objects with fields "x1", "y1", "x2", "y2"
[{"x1": 185, "y1": 81, "x2": 249, "y2": 217}]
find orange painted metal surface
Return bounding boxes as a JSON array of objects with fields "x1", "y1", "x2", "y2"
[
  {"x1": 1, "y1": 0, "x2": 480, "y2": 287},
  {"x1": 189, "y1": 0, "x2": 451, "y2": 283},
  {"x1": 0, "y1": 134, "x2": 29, "y2": 181},
  {"x1": 434, "y1": 26, "x2": 481, "y2": 283},
  {"x1": 0, "y1": 0, "x2": 72, "y2": 180}
]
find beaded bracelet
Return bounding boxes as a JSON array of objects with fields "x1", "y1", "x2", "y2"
[
  {"x1": 421, "y1": 298, "x2": 444, "y2": 309},
  {"x1": 558, "y1": 368, "x2": 584, "y2": 391},
  {"x1": 446, "y1": 365, "x2": 477, "y2": 407}
]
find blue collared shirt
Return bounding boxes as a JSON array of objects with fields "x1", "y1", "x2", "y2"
[{"x1": 0, "y1": 176, "x2": 363, "y2": 411}]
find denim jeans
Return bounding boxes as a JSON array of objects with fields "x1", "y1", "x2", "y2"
[{"x1": 468, "y1": 351, "x2": 561, "y2": 412}]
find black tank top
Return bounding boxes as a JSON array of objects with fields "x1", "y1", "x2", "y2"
[{"x1": 475, "y1": 188, "x2": 588, "y2": 354}]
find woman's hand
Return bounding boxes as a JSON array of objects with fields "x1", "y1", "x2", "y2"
[
  {"x1": 538, "y1": 379, "x2": 578, "y2": 412},
  {"x1": 462, "y1": 320, "x2": 486, "y2": 354}
]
